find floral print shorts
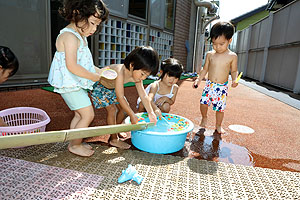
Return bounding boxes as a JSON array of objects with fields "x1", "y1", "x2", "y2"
[
  {"x1": 200, "y1": 79, "x2": 228, "y2": 112},
  {"x1": 90, "y1": 82, "x2": 119, "y2": 109}
]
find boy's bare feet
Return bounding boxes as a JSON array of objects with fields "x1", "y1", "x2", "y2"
[
  {"x1": 216, "y1": 126, "x2": 225, "y2": 134},
  {"x1": 200, "y1": 117, "x2": 207, "y2": 128},
  {"x1": 68, "y1": 144, "x2": 94, "y2": 157},
  {"x1": 82, "y1": 143, "x2": 93, "y2": 150},
  {"x1": 109, "y1": 139, "x2": 131, "y2": 149}
]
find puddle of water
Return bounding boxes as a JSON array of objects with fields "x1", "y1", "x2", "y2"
[
  {"x1": 173, "y1": 128, "x2": 254, "y2": 166},
  {"x1": 168, "y1": 127, "x2": 300, "y2": 172}
]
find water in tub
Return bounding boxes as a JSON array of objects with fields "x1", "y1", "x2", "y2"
[{"x1": 137, "y1": 115, "x2": 180, "y2": 134}]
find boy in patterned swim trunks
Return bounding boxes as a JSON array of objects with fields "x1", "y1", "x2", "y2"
[
  {"x1": 85, "y1": 46, "x2": 159, "y2": 149},
  {"x1": 193, "y1": 21, "x2": 239, "y2": 134}
]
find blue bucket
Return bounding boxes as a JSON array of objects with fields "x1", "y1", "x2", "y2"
[{"x1": 125, "y1": 113, "x2": 194, "y2": 154}]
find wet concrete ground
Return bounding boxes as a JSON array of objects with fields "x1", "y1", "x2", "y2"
[{"x1": 0, "y1": 78, "x2": 299, "y2": 172}]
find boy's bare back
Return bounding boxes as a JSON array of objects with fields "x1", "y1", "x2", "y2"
[
  {"x1": 206, "y1": 49, "x2": 237, "y2": 84},
  {"x1": 100, "y1": 64, "x2": 135, "y2": 89}
]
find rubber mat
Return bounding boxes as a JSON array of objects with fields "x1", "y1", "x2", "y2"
[
  {"x1": 0, "y1": 143, "x2": 299, "y2": 199},
  {"x1": 0, "y1": 156, "x2": 104, "y2": 200}
]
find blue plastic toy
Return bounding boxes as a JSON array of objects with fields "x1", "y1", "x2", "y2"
[{"x1": 118, "y1": 164, "x2": 143, "y2": 184}]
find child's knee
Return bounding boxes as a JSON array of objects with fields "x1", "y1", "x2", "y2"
[
  {"x1": 74, "y1": 111, "x2": 81, "y2": 119},
  {"x1": 90, "y1": 110, "x2": 95, "y2": 119},
  {"x1": 161, "y1": 103, "x2": 170, "y2": 113},
  {"x1": 216, "y1": 110, "x2": 224, "y2": 114},
  {"x1": 85, "y1": 110, "x2": 94, "y2": 122},
  {"x1": 83, "y1": 106, "x2": 95, "y2": 121},
  {"x1": 138, "y1": 103, "x2": 145, "y2": 112},
  {"x1": 106, "y1": 104, "x2": 117, "y2": 114},
  {"x1": 200, "y1": 104, "x2": 208, "y2": 108}
]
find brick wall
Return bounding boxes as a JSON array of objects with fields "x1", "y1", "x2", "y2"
[{"x1": 173, "y1": 0, "x2": 192, "y2": 71}]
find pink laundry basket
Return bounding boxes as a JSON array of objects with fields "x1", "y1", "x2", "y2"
[{"x1": 0, "y1": 107, "x2": 50, "y2": 136}]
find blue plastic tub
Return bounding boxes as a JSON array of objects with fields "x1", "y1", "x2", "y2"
[{"x1": 125, "y1": 113, "x2": 194, "y2": 154}]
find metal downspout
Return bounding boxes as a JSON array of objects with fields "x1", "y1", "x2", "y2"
[
  {"x1": 194, "y1": 0, "x2": 218, "y2": 12},
  {"x1": 192, "y1": 0, "x2": 219, "y2": 73}
]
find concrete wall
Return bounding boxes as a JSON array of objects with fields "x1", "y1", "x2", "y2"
[{"x1": 235, "y1": 0, "x2": 300, "y2": 94}]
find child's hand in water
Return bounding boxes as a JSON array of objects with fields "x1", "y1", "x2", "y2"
[
  {"x1": 154, "y1": 108, "x2": 162, "y2": 117},
  {"x1": 148, "y1": 112, "x2": 157, "y2": 125}
]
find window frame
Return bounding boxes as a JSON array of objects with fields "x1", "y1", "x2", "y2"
[
  {"x1": 128, "y1": 0, "x2": 148, "y2": 22},
  {"x1": 164, "y1": 0, "x2": 176, "y2": 31},
  {"x1": 149, "y1": 0, "x2": 165, "y2": 29}
]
